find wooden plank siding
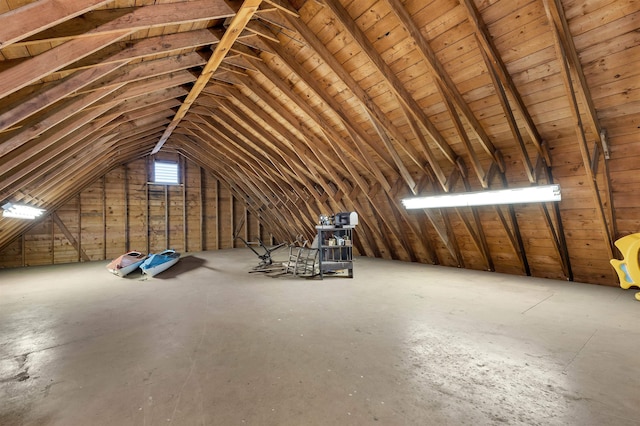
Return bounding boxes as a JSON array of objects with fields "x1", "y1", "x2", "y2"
[{"x1": 0, "y1": 155, "x2": 275, "y2": 268}]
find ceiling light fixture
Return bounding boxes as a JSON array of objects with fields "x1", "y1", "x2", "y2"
[
  {"x1": 2, "y1": 202, "x2": 46, "y2": 219},
  {"x1": 401, "y1": 184, "x2": 561, "y2": 209}
]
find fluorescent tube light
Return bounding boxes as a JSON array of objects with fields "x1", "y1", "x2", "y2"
[
  {"x1": 402, "y1": 184, "x2": 561, "y2": 209},
  {"x1": 2, "y1": 202, "x2": 45, "y2": 219}
]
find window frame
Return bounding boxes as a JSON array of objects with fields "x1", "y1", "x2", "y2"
[{"x1": 153, "y1": 160, "x2": 180, "y2": 185}]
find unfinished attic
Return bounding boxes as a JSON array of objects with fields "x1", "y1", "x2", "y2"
[
  {"x1": 1, "y1": 0, "x2": 640, "y2": 424},
  {"x1": 0, "y1": 0, "x2": 638, "y2": 285}
]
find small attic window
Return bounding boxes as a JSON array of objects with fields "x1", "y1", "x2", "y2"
[{"x1": 154, "y1": 161, "x2": 179, "y2": 184}]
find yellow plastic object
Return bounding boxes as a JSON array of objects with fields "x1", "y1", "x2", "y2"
[{"x1": 610, "y1": 233, "x2": 640, "y2": 300}]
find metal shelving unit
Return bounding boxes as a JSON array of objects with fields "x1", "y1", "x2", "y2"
[{"x1": 316, "y1": 225, "x2": 354, "y2": 279}]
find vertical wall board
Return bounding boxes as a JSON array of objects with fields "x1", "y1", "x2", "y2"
[
  {"x1": 202, "y1": 172, "x2": 218, "y2": 250},
  {"x1": 422, "y1": 210, "x2": 457, "y2": 268},
  {"x1": 0, "y1": 238, "x2": 22, "y2": 268},
  {"x1": 248, "y1": 209, "x2": 259, "y2": 243},
  {"x1": 218, "y1": 183, "x2": 232, "y2": 249},
  {"x1": 185, "y1": 160, "x2": 202, "y2": 252},
  {"x1": 449, "y1": 212, "x2": 487, "y2": 272},
  {"x1": 105, "y1": 167, "x2": 126, "y2": 258},
  {"x1": 80, "y1": 181, "x2": 105, "y2": 261},
  {"x1": 168, "y1": 185, "x2": 184, "y2": 252},
  {"x1": 480, "y1": 208, "x2": 524, "y2": 276},
  {"x1": 54, "y1": 197, "x2": 80, "y2": 264},
  {"x1": 232, "y1": 196, "x2": 244, "y2": 247},
  {"x1": 514, "y1": 205, "x2": 566, "y2": 281},
  {"x1": 24, "y1": 216, "x2": 53, "y2": 266},
  {"x1": 127, "y1": 159, "x2": 148, "y2": 253},
  {"x1": 148, "y1": 184, "x2": 166, "y2": 253}
]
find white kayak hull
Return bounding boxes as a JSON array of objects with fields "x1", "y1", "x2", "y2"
[{"x1": 107, "y1": 251, "x2": 148, "y2": 277}]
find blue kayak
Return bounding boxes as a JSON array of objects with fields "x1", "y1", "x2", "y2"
[{"x1": 140, "y1": 249, "x2": 180, "y2": 277}]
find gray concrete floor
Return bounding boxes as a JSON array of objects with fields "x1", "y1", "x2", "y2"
[{"x1": 1, "y1": 248, "x2": 639, "y2": 426}]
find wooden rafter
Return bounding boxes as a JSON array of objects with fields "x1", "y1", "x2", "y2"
[
  {"x1": 152, "y1": 0, "x2": 263, "y2": 154},
  {"x1": 0, "y1": 0, "x2": 112, "y2": 49},
  {"x1": 281, "y1": 13, "x2": 449, "y2": 190},
  {"x1": 542, "y1": 0, "x2": 614, "y2": 259},
  {"x1": 385, "y1": 0, "x2": 501, "y2": 168},
  {"x1": 319, "y1": 0, "x2": 457, "y2": 165}
]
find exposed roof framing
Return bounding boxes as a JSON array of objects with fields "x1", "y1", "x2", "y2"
[{"x1": 1, "y1": 0, "x2": 638, "y2": 286}]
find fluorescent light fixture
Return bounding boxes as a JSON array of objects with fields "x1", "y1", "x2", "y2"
[
  {"x1": 2, "y1": 202, "x2": 45, "y2": 219},
  {"x1": 402, "y1": 184, "x2": 561, "y2": 209}
]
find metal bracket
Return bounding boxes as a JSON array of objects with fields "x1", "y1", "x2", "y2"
[{"x1": 600, "y1": 128, "x2": 610, "y2": 160}]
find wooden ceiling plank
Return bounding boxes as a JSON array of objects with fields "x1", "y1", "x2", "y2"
[
  {"x1": 0, "y1": 85, "x2": 122, "y2": 159},
  {"x1": 59, "y1": 29, "x2": 220, "y2": 76},
  {"x1": 283, "y1": 12, "x2": 437, "y2": 175},
  {"x1": 361, "y1": 106, "x2": 417, "y2": 195},
  {"x1": 219, "y1": 90, "x2": 340, "y2": 193},
  {"x1": 245, "y1": 21, "x2": 281, "y2": 43},
  {"x1": 179, "y1": 129, "x2": 270, "y2": 195},
  {"x1": 0, "y1": 0, "x2": 112, "y2": 49},
  {"x1": 0, "y1": 32, "x2": 133, "y2": 103},
  {"x1": 239, "y1": 64, "x2": 385, "y2": 182},
  {"x1": 217, "y1": 99, "x2": 322, "y2": 187},
  {"x1": 76, "y1": 52, "x2": 207, "y2": 95},
  {"x1": 435, "y1": 79, "x2": 488, "y2": 188},
  {"x1": 386, "y1": 0, "x2": 501, "y2": 168},
  {"x1": 0, "y1": 28, "x2": 216, "y2": 133},
  {"x1": 0, "y1": 121, "x2": 119, "y2": 201},
  {"x1": 208, "y1": 106, "x2": 309, "y2": 188},
  {"x1": 493, "y1": 204, "x2": 529, "y2": 276},
  {"x1": 402, "y1": 106, "x2": 449, "y2": 191},
  {"x1": 0, "y1": 104, "x2": 119, "y2": 193},
  {"x1": 152, "y1": 0, "x2": 264, "y2": 154},
  {"x1": 219, "y1": 88, "x2": 329, "y2": 179},
  {"x1": 460, "y1": 178, "x2": 494, "y2": 271},
  {"x1": 1, "y1": 74, "x2": 106, "y2": 132},
  {"x1": 187, "y1": 119, "x2": 295, "y2": 197},
  {"x1": 477, "y1": 38, "x2": 536, "y2": 183},
  {"x1": 262, "y1": 0, "x2": 298, "y2": 17},
  {"x1": 0, "y1": 1, "x2": 234, "y2": 100},
  {"x1": 542, "y1": 0, "x2": 614, "y2": 260},
  {"x1": 14, "y1": 0, "x2": 234, "y2": 46},
  {"x1": 194, "y1": 111, "x2": 303, "y2": 189},
  {"x1": 543, "y1": 0, "x2": 617, "y2": 244},
  {"x1": 459, "y1": 0, "x2": 548, "y2": 163},
  {"x1": 320, "y1": 0, "x2": 457, "y2": 165}
]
